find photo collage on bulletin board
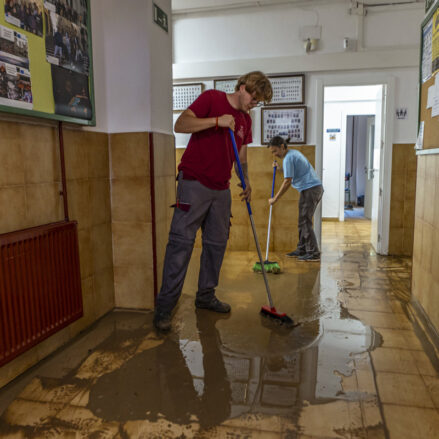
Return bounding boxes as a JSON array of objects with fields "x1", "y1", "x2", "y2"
[{"x1": 0, "y1": 0, "x2": 94, "y2": 124}]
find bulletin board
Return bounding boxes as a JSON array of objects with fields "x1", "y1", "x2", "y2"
[
  {"x1": 0, "y1": 0, "x2": 95, "y2": 125},
  {"x1": 173, "y1": 83, "x2": 204, "y2": 111},
  {"x1": 418, "y1": 3, "x2": 439, "y2": 150},
  {"x1": 261, "y1": 106, "x2": 306, "y2": 145}
]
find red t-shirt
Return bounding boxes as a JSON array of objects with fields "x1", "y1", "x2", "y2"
[{"x1": 178, "y1": 90, "x2": 253, "y2": 190}]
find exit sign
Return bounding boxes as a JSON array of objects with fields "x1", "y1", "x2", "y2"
[{"x1": 153, "y1": 3, "x2": 168, "y2": 33}]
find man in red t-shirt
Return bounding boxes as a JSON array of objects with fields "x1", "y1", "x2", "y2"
[{"x1": 154, "y1": 71, "x2": 273, "y2": 332}]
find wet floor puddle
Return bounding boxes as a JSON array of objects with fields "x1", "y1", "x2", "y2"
[{"x1": 0, "y1": 249, "x2": 408, "y2": 438}]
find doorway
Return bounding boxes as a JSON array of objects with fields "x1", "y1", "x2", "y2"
[
  {"x1": 320, "y1": 84, "x2": 389, "y2": 253},
  {"x1": 344, "y1": 115, "x2": 375, "y2": 220}
]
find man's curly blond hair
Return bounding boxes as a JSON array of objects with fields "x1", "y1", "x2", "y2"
[{"x1": 235, "y1": 71, "x2": 273, "y2": 105}]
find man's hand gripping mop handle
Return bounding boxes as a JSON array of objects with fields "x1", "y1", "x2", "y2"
[{"x1": 228, "y1": 128, "x2": 274, "y2": 309}]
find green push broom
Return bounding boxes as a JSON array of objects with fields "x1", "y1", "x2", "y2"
[{"x1": 253, "y1": 164, "x2": 281, "y2": 274}]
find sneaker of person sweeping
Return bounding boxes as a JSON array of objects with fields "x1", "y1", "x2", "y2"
[
  {"x1": 267, "y1": 136, "x2": 324, "y2": 263},
  {"x1": 153, "y1": 71, "x2": 273, "y2": 332}
]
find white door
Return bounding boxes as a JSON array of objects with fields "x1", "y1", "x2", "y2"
[
  {"x1": 370, "y1": 86, "x2": 385, "y2": 252},
  {"x1": 364, "y1": 116, "x2": 375, "y2": 219}
]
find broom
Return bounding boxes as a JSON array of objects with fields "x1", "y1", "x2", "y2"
[
  {"x1": 253, "y1": 164, "x2": 281, "y2": 274},
  {"x1": 229, "y1": 128, "x2": 294, "y2": 327}
]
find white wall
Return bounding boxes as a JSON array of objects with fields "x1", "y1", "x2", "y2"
[
  {"x1": 90, "y1": 0, "x2": 173, "y2": 134},
  {"x1": 172, "y1": 1, "x2": 422, "y2": 146},
  {"x1": 173, "y1": 2, "x2": 422, "y2": 63}
]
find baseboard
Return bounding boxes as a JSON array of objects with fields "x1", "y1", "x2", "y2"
[
  {"x1": 322, "y1": 217, "x2": 340, "y2": 222},
  {"x1": 409, "y1": 299, "x2": 439, "y2": 371}
]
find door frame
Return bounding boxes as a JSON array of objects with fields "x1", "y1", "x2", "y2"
[{"x1": 315, "y1": 76, "x2": 395, "y2": 255}]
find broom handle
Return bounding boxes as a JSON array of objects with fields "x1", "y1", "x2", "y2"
[
  {"x1": 228, "y1": 128, "x2": 274, "y2": 308},
  {"x1": 265, "y1": 165, "x2": 276, "y2": 261}
]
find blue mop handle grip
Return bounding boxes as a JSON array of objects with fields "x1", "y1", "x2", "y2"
[
  {"x1": 271, "y1": 163, "x2": 277, "y2": 198},
  {"x1": 228, "y1": 128, "x2": 252, "y2": 215}
]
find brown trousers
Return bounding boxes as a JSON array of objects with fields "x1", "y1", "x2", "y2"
[{"x1": 297, "y1": 185, "x2": 324, "y2": 255}]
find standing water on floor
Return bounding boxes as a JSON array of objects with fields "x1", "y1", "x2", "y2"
[{"x1": 0, "y1": 221, "x2": 421, "y2": 438}]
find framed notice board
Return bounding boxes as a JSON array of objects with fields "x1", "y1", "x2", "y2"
[
  {"x1": 214, "y1": 78, "x2": 237, "y2": 94},
  {"x1": 268, "y1": 74, "x2": 305, "y2": 106},
  {"x1": 261, "y1": 106, "x2": 307, "y2": 145},
  {"x1": 418, "y1": 2, "x2": 439, "y2": 150},
  {"x1": 0, "y1": 0, "x2": 95, "y2": 125},
  {"x1": 173, "y1": 83, "x2": 203, "y2": 111}
]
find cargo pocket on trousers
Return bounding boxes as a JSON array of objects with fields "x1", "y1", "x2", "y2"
[{"x1": 170, "y1": 200, "x2": 191, "y2": 212}]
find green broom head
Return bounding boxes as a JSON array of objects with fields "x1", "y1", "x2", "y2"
[
  {"x1": 253, "y1": 262, "x2": 265, "y2": 273},
  {"x1": 267, "y1": 262, "x2": 281, "y2": 274},
  {"x1": 253, "y1": 261, "x2": 281, "y2": 274}
]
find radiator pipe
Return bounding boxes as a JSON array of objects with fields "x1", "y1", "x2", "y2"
[{"x1": 58, "y1": 121, "x2": 69, "y2": 221}]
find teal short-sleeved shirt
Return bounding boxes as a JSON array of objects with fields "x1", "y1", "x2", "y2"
[{"x1": 283, "y1": 149, "x2": 321, "y2": 192}]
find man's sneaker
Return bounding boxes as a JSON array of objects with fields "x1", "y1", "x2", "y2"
[
  {"x1": 153, "y1": 310, "x2": 172, "y2": 332},
  {"x1": 286, "y1": 249, "x2": 305, "y2": 258},
  {"x1": 298, "y1": 253, "x2": 320, "y2": 262},
  {"x1": 195, "y1": 296, "x2": 231, "y2": 313}
]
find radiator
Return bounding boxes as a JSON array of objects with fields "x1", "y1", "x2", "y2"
[{"x1": 0, "y1": 221, "x2": 83, "y2": 367}]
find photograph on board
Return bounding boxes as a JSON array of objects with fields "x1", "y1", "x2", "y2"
[
  {"x1": 0, "y1": 61, "x2": 32, "y2": 109},
  {"x1": 44, "y1": 8, "x2": 89, "y2": 74},
  {"x1": 4, "y1": 0, "x2": 43, "y2": 37},
  {"x1": 51, "y1": 64, "x2": 91, "y2": 119},
  {"x1": 0, "y1": 24, "x2": 29, "y2": 69},
  {"x1": 44, "y1": 0, "x2": 87, "y2": 27}
]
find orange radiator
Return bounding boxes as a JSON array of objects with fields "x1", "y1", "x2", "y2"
[{"x1": 0, "y1": 221, "x2": 83, "y2": 367}]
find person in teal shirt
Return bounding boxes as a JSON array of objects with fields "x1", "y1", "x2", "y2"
[{"x1": 268, "y1": 136, "x2": 323, "y2": 262}]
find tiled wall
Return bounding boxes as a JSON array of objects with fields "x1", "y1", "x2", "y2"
[
  {"x1": 152, "y1": 133, "x2": 176, "y2": 294},
  {"x1": 0, "y1": 120, "x2": 115, "y2": 387},
  {"x1": 412, "y1": 154, "x2": 439, "y2": 332},
  {"x1": 110, "y1": 133, "x2": 153, "y2": 310},
  {"x1": 388, "y1": 144, "x2": 417, "y2": 256},
  {"x1": 175, "y1": 145, "x2": 316, "y2": 251},
  {"x1": 110, "y1": 132, "x2": 176, "y2": 309}
]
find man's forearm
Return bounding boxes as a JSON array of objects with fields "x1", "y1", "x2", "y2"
[
  {"x1": 175, "y1": 113, "x2": 215, "y2": 133},
  {"x1": 235, "y1": 161, "x2": 249, "y2": 184}
]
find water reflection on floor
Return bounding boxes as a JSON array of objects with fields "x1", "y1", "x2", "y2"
[{"x1": 0, "y1": 220, "x2": 438, "y2": 438}]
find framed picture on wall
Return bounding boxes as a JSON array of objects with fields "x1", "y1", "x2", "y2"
[
  {"x1": 261, "y1": 106, "x2": 307, "y2": 144},
  {"x1": 268, "y1": 74, "x2": 305, "y2": 105},
  {"x1": 173, "y1": 83, "x2": 204, "y2": 111},
  {"x1": 214, "y1": 78, "x2": 237, "y2": 94}
]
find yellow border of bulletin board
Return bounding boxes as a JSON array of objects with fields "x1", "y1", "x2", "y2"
[
  {"x1": 0, "y1": 0, "x2": 95, "y2": 125},
  {"x1": 419, "y1": 3, "x2": 439, "y2": 150}
]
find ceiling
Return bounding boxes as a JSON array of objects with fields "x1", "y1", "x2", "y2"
[{"x1": 171, "y1": 0, "x2": 423, "y2": 15}]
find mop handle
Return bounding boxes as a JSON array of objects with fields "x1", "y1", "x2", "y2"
[
  {"x1": 265, "y1": 164, "x2": 277, "y2": 261},
  {"x1": 228, "y1": 128, "x2": 252, "y2": 216},
  {"x1": 228, "y1": 128, "x2": 274, "y2": 308},
  {"x1": 271, "y1": 163, "x2": 277, "y2": 198}
]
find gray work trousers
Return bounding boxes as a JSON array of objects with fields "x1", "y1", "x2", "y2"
[
  {"x1": 297, "y1": 184, "x2": 324, "y2": 255},
  {"x1": 156, "y1": 175, "x2": 231, "y2": 314}
]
